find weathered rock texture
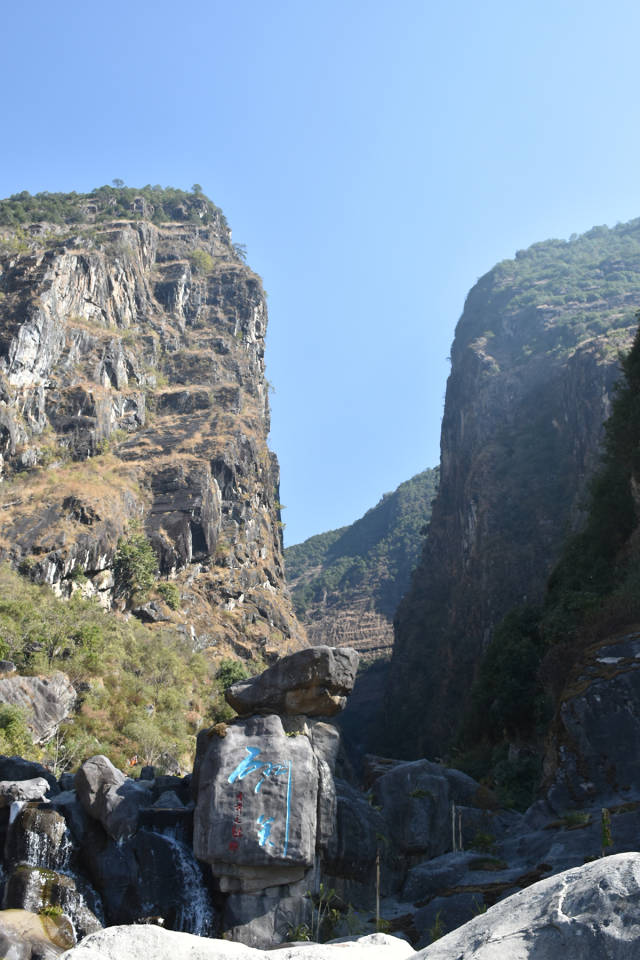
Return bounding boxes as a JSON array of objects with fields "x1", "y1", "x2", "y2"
[
  {"x1": 386, "y1": 219, "x2": 640, "y2": 757},
  {"x1": 286, "y1": 470, "x2": 438, "y2": 663},
  {"x1": 543, "y1": 630, "x2": 640, "y2": 811},
  {"x1": 419, "y1": 852, "x2": 640, "y2": 960},
  {"x1": 225, "y1": 646, "x2": 359, "y2": 717},
  {"x1": 191, "y1": 647, "x2": 359, "y2": 944},
  {"x1": 0, "y1": 672, "x2": 76, "y2": 743},
  {"x1": 0, "y1": 190, "x2": 304, "y2": 661}
]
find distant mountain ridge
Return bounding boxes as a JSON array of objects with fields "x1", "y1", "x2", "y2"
[{"x1": 285, "y1": 468, "x2": 438, "y2": 660}]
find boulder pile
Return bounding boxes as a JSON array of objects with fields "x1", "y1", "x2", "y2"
[{"x1": 192, "y1": 645, "x2": 359, "y2": 945}]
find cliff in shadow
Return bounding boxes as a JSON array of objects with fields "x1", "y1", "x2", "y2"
[{"x1": 384, "y1": 218, "x2": 640, "y2": 759}]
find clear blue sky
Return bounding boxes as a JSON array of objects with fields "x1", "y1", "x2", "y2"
[{"x1": 2, "y1": 1, "x2": 640, "y2": 545}]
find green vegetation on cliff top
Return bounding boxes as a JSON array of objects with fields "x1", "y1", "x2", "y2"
[
  {"x1": 286, "y1": 468, "x2": 438, "y2": 620},
  {"x1": 462, "y1": 218, "x2": 640, "y2": 364},
  {"x1": 0, "y1": 184, "x2": 226, "y2": 228}
]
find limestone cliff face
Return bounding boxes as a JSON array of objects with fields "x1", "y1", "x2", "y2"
[
  {"x1": 0, "y1": 190, "x2": 304, "y2": 661},
  {"x1": 384, "y1": 220, "x2": 640, "y2": 757}
]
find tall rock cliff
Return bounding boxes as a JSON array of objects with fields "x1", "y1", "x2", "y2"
[
  {"x1": 384, "y1": 219, "x2": 640, "y2": 758},
  {"x1": 285, "y1": 468, "x2": 438, "y2": 662},
  {"x1": 0, "y1": 187, "x2": 304, "y2": 662}
]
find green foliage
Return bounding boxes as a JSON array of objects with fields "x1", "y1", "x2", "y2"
[
  {"x1": 0, "y1": 705, "x2": 34, "y2": 758},
  {"x1": 216, "y1": 658, "x2": 250, "y2": 690},
  {"x1": 428, "y1": 910, "x2": 446, "y2": 943},
  {"x1": 306, "y1": 883, "x2": 338, "y2": 942},
  {"x1": 469, "y1": 832, "x2": 496, "y2": 853},
  {"x1": 286, "y1": 468, "x2": 439, "y2": 619},
  {"x1": 462, "y1": 605, "x2": 547, "y2": 743},
  {"x1": 0, "y1": 185, "x2": 227, "y2": 229},
  {"x1": 39, "y1": 905, "x2": 63, "y2": 919},
  {"x1": 542, "y1": 321, "x2": 640, "y2": 642},
  {"x1": 562, "y1": 810, "x2": 591, "y2": 828},
  {"x1": 113, "y1": 523, "x2": 157, "y2": 602},
  {"x1": 464, "y1": 220, "x2": 640, "y2": 366},
  {"x1": 0, "y1": 564, "x2": 209, "y2": 771},
  {"x1": 69, "y1": 564, "x2": 87, "y2": 585},
  {"x1": 492, "y1": 749, "x2": 543, "y2": 811},
  {"x1": 156, "y1": 581, "x2": 181, "y2": 610},
  {"x1": 188, "y1": 248, "x2": 215, "y2": 274}
]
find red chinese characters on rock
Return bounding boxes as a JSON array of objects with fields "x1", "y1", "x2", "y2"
[{"x1": 229, "y1": 790, "x2": 243, "y2": 852}]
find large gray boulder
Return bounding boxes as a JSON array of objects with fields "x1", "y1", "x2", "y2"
[
  {"x1": 0, "y1": 756, "x2": 59, "y2": 793},
  {"x1": 225, "y1": 646, "x2": 359, "y2": 717},
  {"x1": 194, "y1": 715, "x2": 318, "y2": 891},
  {"x1": 418, "y1": 852, "x2": 640, "y2": 959},
  {"x1": 75, "y1": 755, "x2": 152, "y2": 841},
  {"x1": 372, "y1": 759, "x2": 480, "y2": 858},
  {"x1": 4, "y1": 865, "x2": 102, "y2": 942},
  {"x1": 60, "y1": 926, "x2": 415, "y2": 960},
  {"x1": 0, "y1": 908, "x2": 74, "y2": 958},
  {"x1": 4, "y1": 804, "x2": 70, "y2": 869},
  {"x1": 0, "y1": 672, "x2": 76, "y2": 743},
  {"x1": 0, "y1": 776, "x2": 51, "y2": 806}
]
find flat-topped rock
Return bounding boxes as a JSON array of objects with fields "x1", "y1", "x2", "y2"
[{"x1": 225, "y1": 646, "x2": 359, "y2": 717}]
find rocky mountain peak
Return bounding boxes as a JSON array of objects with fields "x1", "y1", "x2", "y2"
[{"x1": 0, "y1": 186, "x2": 304, "y2": 662}]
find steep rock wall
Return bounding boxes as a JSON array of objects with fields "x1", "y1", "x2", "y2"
[
  {"x1": 0, "y1": 192, "x2": 304, "y2": 661},
  {"x1": 384, "y1": 220, "x2": 640, "y2": 757}
]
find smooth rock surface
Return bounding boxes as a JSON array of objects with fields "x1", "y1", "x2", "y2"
[
  {"x1": 225, "y1": 646, "x2": 359, "y2": 717},
  {"x1": 418, "y1": 852, "x2": 640, "y2": 959},
  {"x1": 0, "y1": 908, "x2": 73, "y2": 958},
  {"x1": 194, "y1": 715, "x2": 318, "y2": 889},
  {"x1": 75, "y1": 755, "x2": 151, "y2": 840},
  {"x1": 61, "y1": 927, "x2": 415, "y2": 960}
]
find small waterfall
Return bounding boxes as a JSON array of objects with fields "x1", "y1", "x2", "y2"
[
  {"x1": 24, "y1": 818, "x2": 72, "y2": 872},
  {"x1": 158, "y1": 828, "x2": 214, "y2": 936},
  {"x1": 3, "y1": 802, "x2": 104, "y2": 941},
  {"x1": 8, "y1": 800, "x2": 26, "y2": 826},
  {"x1": 10, "y1": 804, "x2": 72, "y2": 872}
]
